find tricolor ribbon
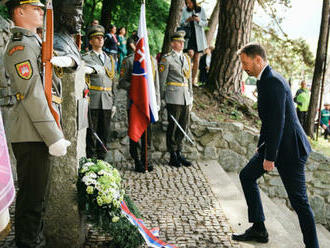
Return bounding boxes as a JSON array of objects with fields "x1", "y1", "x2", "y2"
[{"x1": 120, "y1": 201, "x2": 177, "y2": 248}]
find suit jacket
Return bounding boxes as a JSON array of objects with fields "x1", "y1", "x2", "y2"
[
  {"x1": 118, "y1": 54, "x2": 160, "y2": 110},
  {"x1": 4, "y1": 27, "x2": 63, "y2": 146},
  {"x1": 158, "y1": 51, "x2": 193, "y2": 106},
  {"x1": 82, "y1": 51, "x2": 116, "y2": 110},
  {"x1": 257, "y1": 65, "x2": 311, "y2": 163}
]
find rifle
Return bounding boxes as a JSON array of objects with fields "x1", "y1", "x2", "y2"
[{"x1": 42, "y1": 0, "x2": 61, "y2": 128}]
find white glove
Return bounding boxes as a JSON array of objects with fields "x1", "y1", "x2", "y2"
[
  {"x1": 50, "y1": 56, "x2": 75, "y2": 68},
  {"x1": 84, "y1": 66, "x2": 95, "y2": 74},
  {"x1": 111, "y1": 106, "x2": 117, "y2": 118},
  {"x1": 49, "y1": 138, "x2": 71, "y2": 157},
  {"x1": 157, "y1": 105, "x2": 160, "y2": 111},
  {"x1": 189, "y1": 104, "x2": 193, "y2": 112}
]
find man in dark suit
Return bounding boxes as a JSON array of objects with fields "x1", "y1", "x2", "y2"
[{"x1": 232, "y1": 43, "x2": 319, "y2": 248}]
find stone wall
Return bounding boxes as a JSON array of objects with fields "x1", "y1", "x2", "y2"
[{"x1": 110, "y1": 89, "x2": 330, "y2": 230}]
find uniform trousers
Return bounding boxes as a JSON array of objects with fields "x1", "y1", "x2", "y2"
[
  {"x1": 86, "y1": 109, "x2": 112, "y2": 159},
  {"x1": 12, "y1": 142, "x2": 50, "y2": 248},
  {"x1": 166, "y1": 104, "x2": 190, "y2": 153},
  {"x1": 297, "y1": 109, "x2": 307, "y2": 130},
  {"x1": 239, "y1": 152, "x2": 319, "y2": 248}
]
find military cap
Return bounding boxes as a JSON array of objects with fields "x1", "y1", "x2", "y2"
[
  {"x1": 2, "y1": 0, "x2": 44, "y2": 8},
  {"x1": 87, "y1": 25, "x2": 105, "y2": 39},
  {"x1": 171, "y1": 31, "x2": 185, "y2": 42}
]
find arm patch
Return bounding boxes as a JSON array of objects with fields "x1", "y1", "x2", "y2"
[{"x1": 15, "y1": 60, "x2": 33, "y2": 80}]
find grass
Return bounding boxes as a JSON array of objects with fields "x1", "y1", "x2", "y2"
[{"x1": 309, "y1": 136, "x2": 330, "y2": 158}]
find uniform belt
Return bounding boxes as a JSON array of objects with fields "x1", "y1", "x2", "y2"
[
  {"x1": 52, "y1": 95, "x2": 62, "y2": 104},
  {"x1": 89, "y1": 85, "x2": 112, "y2": 91},
  {"x1": 167, "y1": 82, "x2": 188, "y2": 87},
  {"x1": 14, "y1": 93, "x2": 62, "y2": 104}
]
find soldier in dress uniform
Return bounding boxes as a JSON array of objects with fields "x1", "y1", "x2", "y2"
[
  {"x1": 119, "y1": 40, "x2": 160, "y2": 173},
  {"x1": 82, "y1": 25, "x2": 117, "y2": 160},
  {"x1": 158, "y1": 31, "x2": 193, "y2": 167},
  {"x1": 2, "y1": 0, "x2": 71, "y2": 247}
]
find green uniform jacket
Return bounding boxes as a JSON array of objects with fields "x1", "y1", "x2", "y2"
[
  {"x1": 321, "y1": 109, "x2": 330, "y2": 127},
  {"x1": 4, "y1": 27, "x2": 63, "y2": 146},
  {"x1": 118, "y1": 54, "x2": 160, "y2": 109},
  {"x1": 158, "y1": 51, "x2": 193, "y2": 106},
  {"x1": 82, "y1": 51, "x2": 116, "y2": 110}
]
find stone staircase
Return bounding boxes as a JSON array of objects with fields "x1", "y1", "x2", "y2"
[{"x1": 199, "y1": 160, "x2": 330, "y2": 248}]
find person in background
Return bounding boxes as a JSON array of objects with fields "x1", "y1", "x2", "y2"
[
  {"x1": 198, "y1": 46, "x2": 213, "y2": 85},
  {"x1": 3, "y1": 1, "x2": 71, "y2": 246},
  {"x1": 82, "y1": 19, "x2": 99, "y2": 53},
  {"x1": 320, "y1": 102, "x2": 330, "y2": 139},
  {"x1": 103, "y1": 24, "x2": 119, "y2": 63},
  {"x1": 126, "y1": 30, "x2": 138, "y2": 56},
  {"x1": 82, "y1": 25, "x2": 116, "y2": 160},
  {"x1": 294, "y1": 80, "x2": 310, "y2": 130},
  {"x1": 180, "y1": 0, "x2": 208, "y2": 87},
  {"x1": 158, "y1": 31, "x2": 193, "y2": 168},
  {"x1": 233, "y1": 43, "x2": 319, "y2": 248},
  {"x1": 116, "y1": 26, "x2": 127, "y2": 73}
]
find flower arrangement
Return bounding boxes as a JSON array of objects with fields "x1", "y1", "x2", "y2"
[{"x1": 77, "y1": 158, "x2": 144, "y2": 248}]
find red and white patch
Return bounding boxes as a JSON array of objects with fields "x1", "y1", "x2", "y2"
[{"x1": 15, "y1": 60, "x2": 33, "y2": 80}]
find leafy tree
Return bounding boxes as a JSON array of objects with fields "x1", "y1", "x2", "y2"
[
  {"x1": 83, "y1": 0, "x2": 169, "y2": 55},
  {"x1": 306, "y1": 0, "x2": 330, "y2": 138},
  {"x1": 0, "y1": 5, "x2": 8, "y2": 19}
]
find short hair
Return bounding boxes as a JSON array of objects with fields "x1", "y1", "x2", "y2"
[{"x1": 237, "y1": 43, "x2": 267, "y2": 61}]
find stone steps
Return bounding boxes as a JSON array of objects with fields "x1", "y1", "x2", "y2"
[{"x1": 199, "y1": 160, "x2": 330, "y2": 248}]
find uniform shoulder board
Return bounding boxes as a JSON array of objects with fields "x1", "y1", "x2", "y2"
[
  {"x1": 163, "y1": 52, "x2": 171, "y2": 57},
  {"x1": 12, "y1": 32, "x2": 23, "y2": 41}
]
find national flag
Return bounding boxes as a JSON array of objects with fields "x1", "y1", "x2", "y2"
[{"x1": 128, "y1": 3, "x2": 159, "y2": 142}]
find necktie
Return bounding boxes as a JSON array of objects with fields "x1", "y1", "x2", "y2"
[{"x1": 99, "y1": 54, "x2": 104, "y2": 64}]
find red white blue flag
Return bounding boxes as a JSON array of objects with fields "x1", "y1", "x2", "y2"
[
  {"x1": 129, "y1": 3, "x2": 159, "y2": 142},
  {"x1": 121, "y1": 201, "x2": 177, "y2": 248}
]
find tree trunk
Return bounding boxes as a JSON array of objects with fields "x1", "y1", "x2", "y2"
[
  {"x1": 161, "y1": 0, "x2": 185, "y2": 55},
  {"x1": 205, "y1": 0, "x2": 220, "y2": 45},
  {"x1": 305, "y1": 0, "x2": 330, "y2": 138},
  {"x1": 101, "y1": 0, "x2": 116, "y2": 32},
  {"x1": 207, "y1": 0, "x2": 255, "y2": 93}
]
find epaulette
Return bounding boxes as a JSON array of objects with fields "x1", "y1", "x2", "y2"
[
  {"x1": 163, "y1": 52, "x2": 171, "y2": 57},
  {"x1": 12, "y1": 32, "x2": 23, "y2": 41}
]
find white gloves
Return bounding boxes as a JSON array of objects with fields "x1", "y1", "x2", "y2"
[
  {"x1": 84, "y1": 66, "x2": 95, "y2": 74},
  {"x1": 111, "y1": 106, "x2": 117, "y2": 118},
  {"x1": 49, "y1": 138, "x2": 71, "y2": 157},
  {"x1": 51, "y1": 56, "x2": 75, "y2": 68},
  {"x1": 189, "y1": 104, "x2": 193, "y2": 112}
]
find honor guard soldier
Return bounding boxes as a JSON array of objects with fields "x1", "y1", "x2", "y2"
[
  {"x1": 2, "y1": 0, "x2": 71, "y2": 247},
  {"x1": 119, "y1": 43, "x2": 160, "y2": 173},
  {"x1": 158, "y1": 31, "x2": 193, "y2": 167},
  {"x1": 82, "y1": 25, "x2": 116, "y2": 160}
]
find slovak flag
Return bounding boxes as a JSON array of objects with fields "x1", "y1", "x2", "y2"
[{"x1": 128, "y1": 3, "x2": 159, "y2": 142}]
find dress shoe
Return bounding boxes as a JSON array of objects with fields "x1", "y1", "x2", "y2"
[
  {"x1": 169, "y1": 152, "x2": 181, "y2": 167},
  {"x1": 176, "y1": 151, "x2": 192, "y2": 167},
  {"x1": 134, "y1": 159, "x2": 145, "y2": 173},
  {"x1": 232, "y1": 226, "x2": 269, "y2": 243}
]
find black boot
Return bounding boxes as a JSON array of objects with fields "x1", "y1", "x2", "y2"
[
  {"x1": 169, "y1": 152, "x2": 181, "y2": 167},
  {"x1": 134, "y1": 159, "x2": 145, "y2": 173},
  {"x1": 232, "y1": 223, "x2": 269, "y2": 243},
  {"x1": 176, "y1": 151, "x2": 192, "y2": 167}
]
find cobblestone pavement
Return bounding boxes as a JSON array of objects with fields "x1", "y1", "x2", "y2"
[{"x1": 1, "y1": 160, "x2": 239, "y2": 248}]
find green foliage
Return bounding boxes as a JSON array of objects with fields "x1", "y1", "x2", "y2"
[
  {"x1": 0, "y1": 5, "x2": 9, "y2": 19},
  {"x1": 252, "y1": 24, "x2": 314, "y2": 80},
  {"x1": 83, "y1": 0, "x2": 169, "y2": 55}
]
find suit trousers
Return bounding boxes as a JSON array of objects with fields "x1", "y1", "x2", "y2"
[
  {"x1": 12, "y1": 142, "x2": 50, "y2": 248},
  {"x1": 86, "y1": 109, "x2": 112, "y2": 159},
  {"x1": 239, "y1": 152, "x2": 319, "y2": 248},
  {"x1": 129, "y1": 124, "x2": 152, "y2": 162},
  {"x1": 166, "y1": 104, "x2": 190, "y2": 153}
]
